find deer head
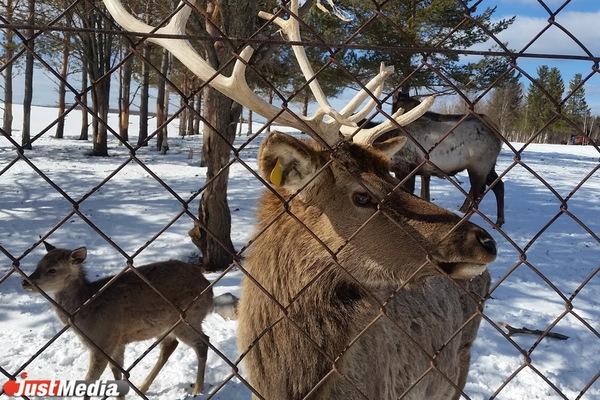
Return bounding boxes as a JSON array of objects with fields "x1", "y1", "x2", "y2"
[
  {"x1": 22, "y1": 245, "x2": 88, "y2": 293},
  {"x1": 102, "y1": 0, "x2": 497, "y2": 281}
]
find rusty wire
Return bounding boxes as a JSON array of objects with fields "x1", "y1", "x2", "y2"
[{"x1": 0, "y1": 0, "x2": 599, "y2": 399}]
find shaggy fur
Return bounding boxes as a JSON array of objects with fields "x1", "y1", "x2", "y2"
[{"x1": 238, "y1": 132, "x2": 494, "y2": 400}]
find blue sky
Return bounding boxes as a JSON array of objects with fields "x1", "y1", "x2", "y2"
[
  {"x1": 3, "y1": 0, "x2": 600, "y2": 114},
  {"x1": 482, "y1": 0, "x2": 600, "y2": 112}
]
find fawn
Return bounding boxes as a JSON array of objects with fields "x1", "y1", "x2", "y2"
[{"x1": 22, "y1": 241, "x2": 214, "y2": 397}]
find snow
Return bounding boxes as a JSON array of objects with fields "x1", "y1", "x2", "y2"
[{"x1": 0, "y1": 103, "x2": 598, "y2": 399}]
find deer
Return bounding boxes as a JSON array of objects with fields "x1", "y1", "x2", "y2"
[
  {"x1": 22, "y1": 241, "x2": 213, "y2": 398},
  {"x1": 362, "y1": 93, "x2": 505, "y2": 226},
  {"x1": 102, "y1": 0, "x2": 497, "y2": 398}
]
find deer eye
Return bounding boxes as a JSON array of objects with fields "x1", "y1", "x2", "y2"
[
  {"x1": 47, "y1": 268, "x2": 56, "y2": 274},
  {"x1": 352, "y1": 192, "x2": 374, "y2": 208}
]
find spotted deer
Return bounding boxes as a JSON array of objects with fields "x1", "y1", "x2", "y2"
[
  {"x1": 103, "y1": 1, "x2": 496, "y2": 399},
  {"x1": 22, "y1": 242, "x2": 213, "y2": 397},
  {"x1": 367, "y1": 93, "x2": 505, "y2": 226}
]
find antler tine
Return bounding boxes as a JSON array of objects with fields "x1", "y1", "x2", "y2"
[
  {"x1": 340, "y1": 62, "x2": 394, "y2": 122},
  {"x1": 258, "y1": 0, "x2": 352, "y2": 127},
  {"x1": 103, "y1": 0, "x2": 344, "y2": 146},
  {"x1": 345, "y1": 95, "x2": 436, "y2": 145}
]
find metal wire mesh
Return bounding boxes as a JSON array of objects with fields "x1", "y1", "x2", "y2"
[{"x1": 0, "y1": 0, "x2": 598, "y2": 399}]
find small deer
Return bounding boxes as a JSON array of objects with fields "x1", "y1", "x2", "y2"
[
  {"x1": 373, "y1": 93, "x2": 505, "y2": 226},
  {"x1": 22, "y1": 241, "x2": 213, "y2": 397}
]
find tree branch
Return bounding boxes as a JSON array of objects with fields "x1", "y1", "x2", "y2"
[{"x1": 499, "y1": 322, "x2": 569, "y2": 341}]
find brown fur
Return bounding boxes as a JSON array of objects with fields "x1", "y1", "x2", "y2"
[
  {"x1": 238, "y1": 132, "x2": 495, "y2": 399},
  {"x1": 23, "y1": 245, "x2": 213, "y2": 398}
]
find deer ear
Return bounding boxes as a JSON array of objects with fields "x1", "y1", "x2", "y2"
[
  {"x1": 43, "y1": 240, "x2": 56, "y2": 252},
  {"x1": 70, "y1": 247, "x2": 87, "y2": 265},
  {"x1": 372, "y1": 136, "x2": 407, "y2": 160},
  {"x1": 258, "y1": 132, "x2": 324, "y2": 193}
]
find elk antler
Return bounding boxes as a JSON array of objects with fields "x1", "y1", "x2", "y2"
[
  {"x1": 257, "y1": 0, "x2": 434, "y2": 145},
  {"x1": 102, "y1": 0, "x2": 434, "y2": 147}
]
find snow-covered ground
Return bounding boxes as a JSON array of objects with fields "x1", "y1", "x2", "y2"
[{"x1": 0, "y1": 104, "x2": 598, "y2": 399}]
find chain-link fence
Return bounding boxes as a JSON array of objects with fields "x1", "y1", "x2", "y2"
[{"x1": 0, "y1": 0, "x2": 598, "y2": 399}]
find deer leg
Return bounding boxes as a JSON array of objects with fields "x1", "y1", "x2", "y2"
[
  {"x1": 459, "y1": 170, "x2": 486, "y2": 214},
  {"x1": 84, "y1": 350, "x2": 110, "y2": 400},
  {"x1": 486, "y1": 169, "x2": 505, "y2": 226},
  {"x1": 138, "y1": 336, "x2": 179, "y2": 394},
  {"x1": 110, "y1": 346, "x2": 125, "y2": 380},
  {"x1": 191, "y1": 334, "x2": 210, "y2": 395},
  {"x1": 109, "y1": 346, "x2": 126, "y2": 400},
  {"x1": 420, "y1": 175, "x2": 431, "y2": 201},
  {"x1": 175, "y1": 327, "x2": 210, "y2": 396}
]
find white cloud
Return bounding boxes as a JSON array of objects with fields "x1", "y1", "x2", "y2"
[
  {"x1": 503, "y1": 0, "x2": 565, "y2": 5},
  {"x1": 486, "y1": 11, "x2": 600, "y2": 56}
]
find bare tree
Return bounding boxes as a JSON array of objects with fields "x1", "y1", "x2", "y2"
[
  {"x1": 78, "y1": 62, "x2": 89, "y2": 140},
  {"x1": 186, "y1": 0, "x2": 257, "y2": 271},
  {"x1": 155, "y1": 48, "x2": 170, "y2": 153},
  {"x1": 1, "y1": 0, "x2": 17, "y2": 137},
  {"x1": 21, "y1": 0, "x2": 35, "y2": 150},
  {"x1": 119, "y1": 47, "x2": 133, "y2": 142},
  {"x1": 70, "y1": 0, "x2": 117, "y2": 155},
  {"x1": 192, "y1": 88, "x2": 201, "y2": 135},
  {"x1": 54, "y1": 31, "x2": 71, "y2": 139},
  {"x1": 138, "y1": 42, "x2": 150, "y2": 147}
]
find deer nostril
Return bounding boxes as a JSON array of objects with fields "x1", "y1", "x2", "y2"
[
  {"x1": 477, "y1": 232, "x2": 497, "y2": 256},
  {"x1": 22, "y1": 280, "x2": 30, "y2": 288}
]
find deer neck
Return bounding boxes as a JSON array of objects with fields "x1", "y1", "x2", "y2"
[{"x1": 54, "y1": 272, "x2": 92, "y2": 318}]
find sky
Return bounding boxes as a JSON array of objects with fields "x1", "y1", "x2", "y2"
[
  {"x1": 2, "y1": 0, "x2": 600, "y2": 114},
  {"x1": 481, "y1": 0, "x2": 600, "y2": 112}
]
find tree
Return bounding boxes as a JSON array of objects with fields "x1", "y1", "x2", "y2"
[
  {"x1": 119, "y1": 46, "x2": 133, "y2": 142},
  {"x1": 69, "y1": 0, "x2": 118, "y2": 155},
  {"x1": 155, "y1": 49, "x2": 171, "y2": 153},
  {"x1": 524, "y1": 66, "x2": 565, "y2": 143},
  {"x1": 1, "y1": 0, "x2": 19, "y2": 137},
  {"x1": 54, "y1": 30, "x2": 72, "y2": 139},
  {"x1": 188, "y1": 0, "x2": 258, "y2": 272},
  {"x1": 486, "y1": 73, "x2": 523, "y2": 140},
  {"x1": 78, "y1": 63, "x2": 89, "y2": 140},
  {"x1": 21, "y1": 0, "x2": 35, "y2": 150},
  {"x1": 565, "y1": 73, "x2": 590, "y2": 132},
  {"x1": 344, "y1": 0, "x2": 514, "y2": 111}
]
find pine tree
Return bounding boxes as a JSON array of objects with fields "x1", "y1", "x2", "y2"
[
  {"x1": 345, "y1": 0, "x2": 514, "y2": 111},
  {"x1": 546, "y1": 67, "x2": 565, "y2": 142},
  {"x1": 565, "y1": 73, "x2": 590, "y2": 132},
  {"x1": 524, "y1": 66, "x2": 565, "y2": 142}
]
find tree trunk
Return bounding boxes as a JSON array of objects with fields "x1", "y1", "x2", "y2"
[
  {"x1": 156, "y1": 49, "x2": 170, "y2": 153},
  {"x1": 187, "y1": 92, "x2": 196, "y2": 136},
  {"x1": 91, "y1": 77, "x2": 110, "y2": 156},
  {"x1": 138, "y1": 43, "x2": 150, "y2": 146},
  {"x1": 2, "y1": 0, "x2": 15, "y2": 137},
  {"x1": 55, "y1": 32, "x2": 70, "y2": 139},
  {"x1": 189, "y1": 0, "x2": 256, "y2": 272},
  {"x1": 238, "y1": 108, "x2": 243, "y2": 137},
  {"x1": 246, "y1": 109, "x2": 253, "y2": 136},
  {"x1": 192, "y1": 89, "x2": 204, "y2": 135},
  {"x1": 193, "y1": 88, "x2": 202, "y2": 135},
  {"x1": 79, "y1": 64, "x2": 89, "y2": 140},
  {"x1": 22, "y1": 0, "x2": 36, "y2": 150},
  {"x1": 119, "y1": 54, "x2": 132, "y2": 142},
  {"x1": 189, "y1": 89, "x2": 241, "y2": 271},
  {"x1": 267, "y1": 89, "x2": 274, "y2": 133},
  {"x1": 179, "y1": 77, "x2": 188, "y2": 137},
  {"x1": 302, "y1": 88, "x2": 310, "y2": 117}
]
